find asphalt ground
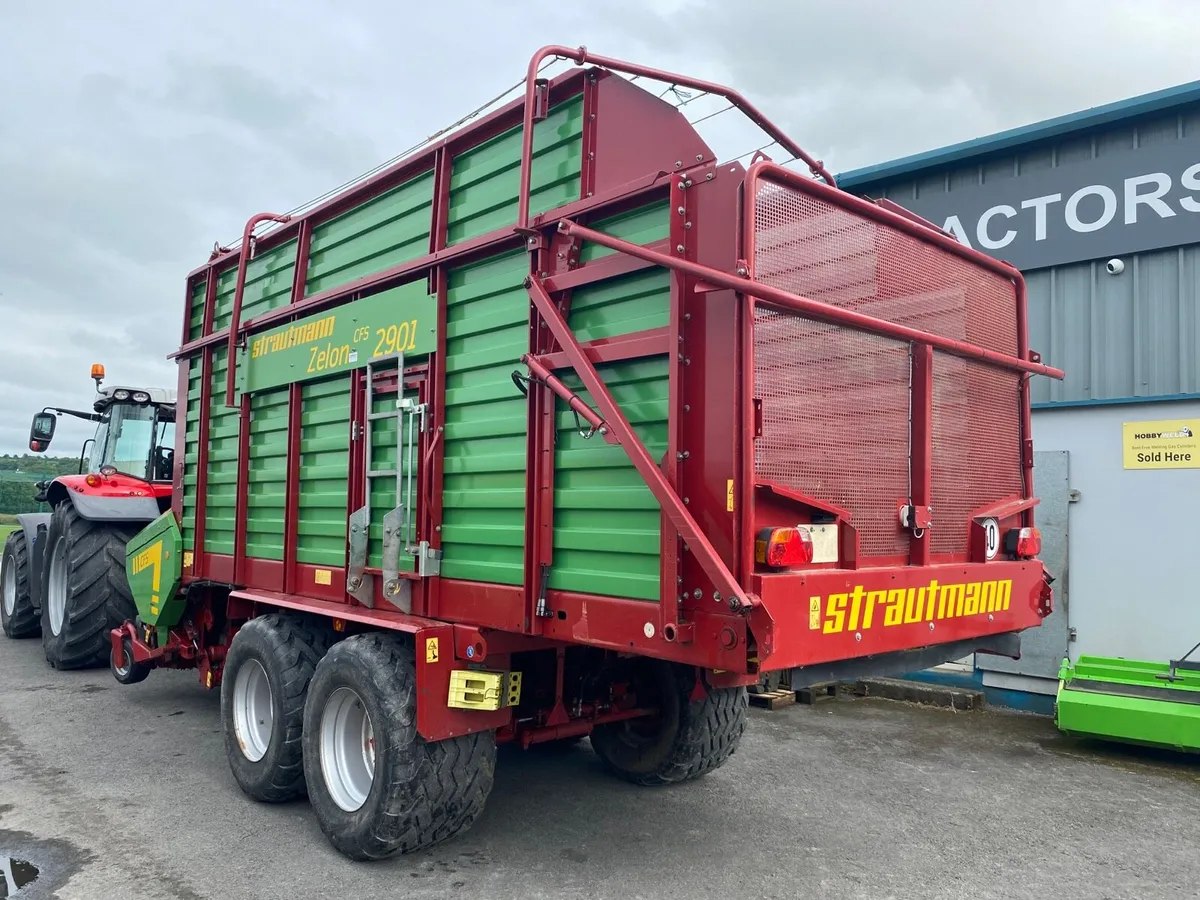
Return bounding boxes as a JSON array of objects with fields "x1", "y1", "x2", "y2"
[{"x1": 1, "y1": 634, "x2": 1197, "y2": 900}]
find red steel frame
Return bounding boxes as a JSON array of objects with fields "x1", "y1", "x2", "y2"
[{"x1": 168, "y1": 46, "x2": 1065, "y2": 716}]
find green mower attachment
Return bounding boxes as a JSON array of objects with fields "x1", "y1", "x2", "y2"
[{"x1": 1055, "y1": 653, "x2": 1200, "y2": 754}]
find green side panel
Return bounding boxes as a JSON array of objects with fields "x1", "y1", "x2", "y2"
[
  {"x1": 211, "y1": 267, "x2": 239, "y2": 335},
  {"x1": 296, "y1": 374, "x2": 351, "y2": 567},
  {"x1": 446, "y1": 96, "x2": 583, "y2": 246},
  {"x1": 550, "y1": 356, "x2": 669, "y2": 601},
  {"x1": 126, "y1": 512, "x2": 183, "y2": 629},
  {"x1": 238, "y1": 239, "x2": 298, "y2": 323},
  {"x1": 204, "y1": 347, "x2": 239, "y2": 556},
  {"x1": 187, "y1": 279, "x2": 207, "y2": 341},
  {"x1": 306, "y1": 172, "x2": 434, "y2": 296},
  {"x1": 181, "y1": 356, "x2": 203, "y2": 551},
  {"x1": 440, "y1": 251, "x2": 530, "y2": 585},
  {"x1": 1055, "y1": 655, "x2": 1200, "y2": 753},
  {"x1": 577, "y1": 200, "x2": 671, "y2": 262},
  {"x1": 365, "y1": 364, "x2": 416, "y2": 573},
  {"x1": 567, "y1": 268, "x2": 670, "y2": 343},
  {"x1": 245, "y1": 387, "x2": 290, "y2": 561}
]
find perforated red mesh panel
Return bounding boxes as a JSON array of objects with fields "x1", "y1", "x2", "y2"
[
  {"x1": 931, "y1": 357, "x2": 1023, "y2": 554},
  {"x1": 751, "y1": 180, "x2": 1023, "y2": 559}
]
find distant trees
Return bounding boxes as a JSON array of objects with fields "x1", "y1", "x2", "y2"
[{"x1": 0, "y1": 454, "x2": 84, "y2": 514}]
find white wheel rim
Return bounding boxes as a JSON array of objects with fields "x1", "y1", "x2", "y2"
[
  {"x1": 232, "y1": 659, "x2": 274, "y2": 762},
  {"x1": 320, "y1": 687, "x2": 375, "y2": 812},
  {"x1": 113, "y1": 640, "x2": 133, "y2": 678},
  {"x1": 2, "y1": 553, "x2": 15, "y2": 617},
  {"x1": 46, "y1": 536, "x2": 68, "y2": 636}
]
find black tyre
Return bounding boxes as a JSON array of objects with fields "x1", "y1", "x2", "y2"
[
  {"x1": 302, "y1": 633, "x2": 496, "y2": 861},
  {"x1": 221, "y1": 614, "x2": 332, "y2": 803},
  {"x1": 40, "y1": 504, "x2": 139, "y2": 669},
  {"x1": 590, "y1": 661, "x2": 747, "y2": 786},
  {"x1": 1, "y1": 530, "x2": 40, "y2": 639},
  {"x1": 110, "y1": 634, "x2": 151, "y2": 685}
]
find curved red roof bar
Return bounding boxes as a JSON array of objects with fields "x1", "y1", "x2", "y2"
[
  {"x1": 225, "y1": 211, "x2": 291, "y2": 406},
  {"x1": 515, "y1": 44, "x2": 837, "y2": 231}
]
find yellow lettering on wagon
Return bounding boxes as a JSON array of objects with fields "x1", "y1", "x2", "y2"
[{"x1": 815, "y1": 577, "x2": 1013, "y2": 634}]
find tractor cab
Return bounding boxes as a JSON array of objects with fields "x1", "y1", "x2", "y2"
[{"x1": 28, "y1": 364, "x2": 177, "y2": 499}]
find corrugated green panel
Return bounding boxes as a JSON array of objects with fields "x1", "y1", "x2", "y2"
[
  {"x1": 245, "y1": 387, "x2": 289, "y2": 561},
  {"x1": 440, "y1": 251, "x2": 529, "y2": 585},
  {"x1": 365, "y1": 368, "x2": 416, "y2": 573},
  {"x1": 187, "y1": 280, "x2": 207, "y2": 342},
  {"x1": 204, "y1": 347, "x2": 239, "y2": 556},
  {"x1": 297, "y1": 374, "x2": 350, "y2": 567},
  {"x1": 306, "y1": 172, "x2": 434, "y2": 296},
  {"x1": 181, "y1": 356, "x2": 203, "y2": 551},
  {"x1": 568, "y1": 268, "x2": 670, "y2": 343},
  {"x1": 211, "y1": 267, "x2": 239, "y2": 334},
  {"x1": 446, "y1": 96, "x2": 583, "y2": 246},
  {"x1": 238, "y1": 239, "x2": 297, "y2": 324},
  {"x1": 550, "y1": 356, "x2": 669, "y2": 601},
  {"x1": 577, "y1": 201, "x2": 671, "y2": 262}
]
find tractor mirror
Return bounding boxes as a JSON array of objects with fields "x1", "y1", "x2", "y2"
[{"x1": 29, "y1": 412, "x2": 56, "y2": 452}]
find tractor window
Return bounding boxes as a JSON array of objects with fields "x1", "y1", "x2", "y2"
[{"x1": 97, "y1": 403, "x2": 157, "y2": 478}]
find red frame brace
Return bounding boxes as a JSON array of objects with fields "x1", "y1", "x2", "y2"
[
  {"x1": 556, "y1": 220, "x2": 1065, "y2": 382},
  {"x1": 523, "y1": 275, "x2": 755, "y2": 614}
]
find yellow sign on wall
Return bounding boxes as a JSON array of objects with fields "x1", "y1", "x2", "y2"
[{"x1": 1122, "y1": 419, "x2": 1199, "y2": 469}]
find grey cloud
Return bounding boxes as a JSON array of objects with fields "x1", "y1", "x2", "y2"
[{"x1": 0, "y1": 0, "x2": 1194, "y2": 456}]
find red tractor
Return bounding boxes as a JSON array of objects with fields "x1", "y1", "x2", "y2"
[{"x1": 0, "y1": 364, "x2": 176, "y2": 669}]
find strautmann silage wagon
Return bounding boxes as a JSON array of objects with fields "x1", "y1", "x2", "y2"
[{"x1": 105, "y1": 45, "x2": 1065, "y2": 860}]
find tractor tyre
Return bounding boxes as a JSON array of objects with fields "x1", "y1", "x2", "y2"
[
  {"x1": 302, "y1": 633, "x2": 496, "y2": 861},
  {"x1": 590, "y1": 660, "x2": 747, "y2": 786},
  {"x1": 1, "y1": 530, "x2": 41, "y2": 639},
  {"x1": 222, "y1": 615, "x2": 332, "y2": 803},
  {"x1": 40, "y1": 504, "x2": 139, "y2": 670}
]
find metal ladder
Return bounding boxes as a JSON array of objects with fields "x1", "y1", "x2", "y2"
[{"x1": 346, "y1": 355, "x2": 440, "y2": 611}]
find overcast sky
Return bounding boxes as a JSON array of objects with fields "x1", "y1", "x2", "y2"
[{"x1": 1, "y1": 0, "x2": 1197, "y2": 455}]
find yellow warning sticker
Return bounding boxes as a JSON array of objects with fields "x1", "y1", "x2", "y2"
[
  {"x1": 809, "y1": 596, "x2": 821, "y2": 630},
  {"x1": 314, "y1": 568, "x2": 332, "y2": 585},
  {"x1": 183, "y1": 551, "x2": 194, "y2": 570},
  {"x1": 726, "y1": 479, "x2": 735, "y2": 512},
  {"x1": 426, "y1": 637, "x2": 439, "y2": 664}
]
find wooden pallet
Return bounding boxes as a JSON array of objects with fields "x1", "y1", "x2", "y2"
[{"x1": 747, "y1": 689, "x2": 796, "y2": 711}]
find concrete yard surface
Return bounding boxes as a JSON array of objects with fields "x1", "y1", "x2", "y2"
[{"x1": 1, "y1": 636, "x2": 1197, "y2": 900}]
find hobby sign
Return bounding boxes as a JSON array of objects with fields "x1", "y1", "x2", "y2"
[{"x1": 870, "y1": 137, "x2": 1200, "y2": 270}]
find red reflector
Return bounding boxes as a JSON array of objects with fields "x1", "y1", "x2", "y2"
[
  {"x1": 755, "y1": 527, "x2": 814, "y2": 568},
  {"x1": 1006, "y1": 526, "x2": 1041, "y2": 559}
]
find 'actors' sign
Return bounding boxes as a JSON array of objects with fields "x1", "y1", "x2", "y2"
[{"x1": 873, "y1": 138, "x2": 1200, "y2": 270}]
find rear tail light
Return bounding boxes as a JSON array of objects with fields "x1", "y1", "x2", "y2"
[
  {"x1": 755, "y1": 527, "x2": 814, "y2": 568},
  {"x1": 1005, "y1": 527, "x2": 1041, "y2": 559}
]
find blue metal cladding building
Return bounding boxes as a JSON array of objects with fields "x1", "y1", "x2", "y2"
[{"x1": 837, "y1": 81, "x2": 1200, "y2": 706}]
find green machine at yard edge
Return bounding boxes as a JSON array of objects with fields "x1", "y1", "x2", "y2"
[
  {"x1": 125, "y1": 512, "x2": 185, "y2": 641},
  {"x1": 1055, "y1": 654, "x2": 1200, "y2": 754}
]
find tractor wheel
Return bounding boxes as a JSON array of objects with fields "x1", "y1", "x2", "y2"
[
  {"x1": 590, "y1": 660, "x2": 747, "y2": 786},
  {"x1": 302, "y1": 633, "x2": 496, "y2": 861},
  {"x1": 40, "y1": 504, "x2": 139, "y2": 670},
  {"x1": 221, "y1": 615, "x2": 332, "y2": 803},
  {"x1": 1, "y1": 530, "x2": 41, "y2": 639}
]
